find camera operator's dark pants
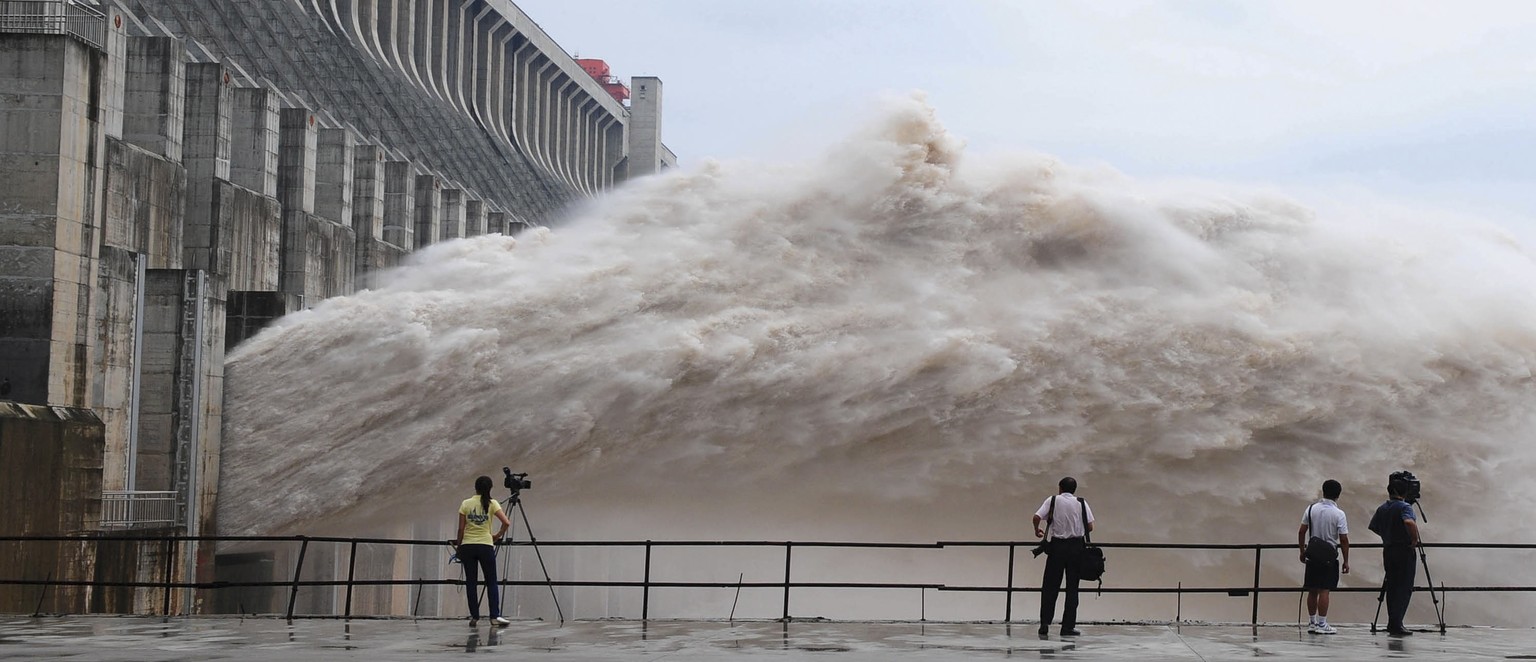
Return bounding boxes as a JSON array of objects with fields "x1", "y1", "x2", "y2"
[
  {"x1": 1040, "y1": 537, "x2": 1085, "y2": 631},
  {"x1": 1383, "y1": 545, "x2": 1415, "y2": 631},
  {"x1": 459, "y1": 543, "x2": 502, "y2": 619}
]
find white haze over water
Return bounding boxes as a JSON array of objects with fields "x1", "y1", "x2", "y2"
[{"x1": 223, "y1": 98, "x2": 1536, "y2": 622}]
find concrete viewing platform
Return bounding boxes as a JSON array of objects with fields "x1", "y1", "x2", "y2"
[{"x1": 2, "y1": 616, "x2": 1534, "y2": 660}]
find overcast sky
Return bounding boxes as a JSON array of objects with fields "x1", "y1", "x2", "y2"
[{"x1": 514, "y1": 0, "x2": 1536, "y2": 232}]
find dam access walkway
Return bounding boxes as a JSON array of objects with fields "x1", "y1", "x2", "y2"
[{"x1": 2, "y1": 616, "x2": 1533, "y2": 661}]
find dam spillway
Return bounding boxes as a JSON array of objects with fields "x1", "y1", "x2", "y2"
[{"x1": 0, "y1": 0, "x2": 670, "y2": 614}]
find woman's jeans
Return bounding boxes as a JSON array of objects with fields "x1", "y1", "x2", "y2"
[{"x1": 459, "y1": 543, "x2": 501, "y2": 619}]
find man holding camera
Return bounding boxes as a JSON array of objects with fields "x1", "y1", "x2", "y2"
[
  {"x1": 1298, "y1": 480, "x2": 1349, "y2": 634},
  {"x1": 1032, "y1": 476, "x2": 1094, "y2": 637},
  {"x1": 1368, "y1": 476, "x2": 1421, "y2": 636}
]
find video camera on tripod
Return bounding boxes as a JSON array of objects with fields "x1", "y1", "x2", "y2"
[
  {"x1": 503, "y1": 467, "x2": 531, "y2": 497},
  {"x1": 1389, "y1": 470, "x2": 1421, "y2": 504}
]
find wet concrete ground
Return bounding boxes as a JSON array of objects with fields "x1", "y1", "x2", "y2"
[{"x1": 2, "y1": 616, "x2": 1535, "y2": 660}]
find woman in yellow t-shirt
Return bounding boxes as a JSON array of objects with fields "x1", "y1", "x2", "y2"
[{"x1": 455, "y1": 475, "x2": 513, "y2": 626}]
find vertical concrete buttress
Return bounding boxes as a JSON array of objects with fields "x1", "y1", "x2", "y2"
[
  {"x1": 276, "y1": 107, "x2": 317, "y2": 298},
  {"x1": 444, "y1": 0, "x2": 468, "y2": 114},
  {"x1": 413, "y1": 171, "x2": 441, "y2": 249},
  {"x1": 355, "y1": 0, "x2": 386, "y2": 63},
  {"x1": 410, "y1": 0, "x2": 438, "y2": 99},
  {"x1": 509, "y1": 41, "x2": 537, "y2": 157},
  {"x1": 315, "y1": 128, "x2": 355, "y2": 226},
  {"x1": 381, "y1": 159, "x2": 415, "y2": 249},
  {"x1": 181, "y1": 63, "x2": 232, "y2": 273},
  {"x1": 464, "y1": 198, "x2": 485, "y2": 237},
  {"x1": 598, "y1": 115, "x2": 620, "y2": 188},
  {"x1": 122, "y1": 36, "x2": 186, "y2": 163},
  {"x1": 0, "y1": 35, "x2": 104, "y2": 407},
  {"x1": 530, "y1": 59, "x2": 555, "y2": 176},
  {"x1": 489, "y1": 27, "x2": 513, "y2": 147},
  {"x1": 228, "y1": 87, "x2": 279, "y2": 199},
  {"x1": 439, "y1": 186, "x2": 464, "y2": 240},
  {"x1": 351, "y1": 143, "x2": 387, "y2": 285}
]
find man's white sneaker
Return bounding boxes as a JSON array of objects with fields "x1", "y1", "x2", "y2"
[
  {"x1": 1306, "y1": 623, "x2": 1319, "y2": 633},
  {"x1": 492, "y1": 617, "x2": 511, "y2": 627},
  {"x1": 1315, "y1": 623, "x2": 1337, "y2": 634}
]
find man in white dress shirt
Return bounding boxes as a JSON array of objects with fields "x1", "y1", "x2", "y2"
[{"x1": 1032, "y1": 476, "x2": 1095, "y2": 637}]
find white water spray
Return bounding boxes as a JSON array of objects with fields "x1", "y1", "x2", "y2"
[{"x1": 221, "y1": 97, "x2": 1536, "y2": 623}]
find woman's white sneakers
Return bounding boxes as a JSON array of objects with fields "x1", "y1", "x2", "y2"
[{"x1": 492, "y1": 617, "x2": 511, "y2": 627}]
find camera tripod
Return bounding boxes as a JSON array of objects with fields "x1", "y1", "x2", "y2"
[
  {"x1": 1370, "y1": 501, "x2": 1446, "y2": 635},
  {"x1": 494, "y1": 490, "x2": 564, "y2": 624}
]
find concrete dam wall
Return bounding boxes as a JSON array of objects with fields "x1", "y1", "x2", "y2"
[{"x1": 0, "y1": 0, "x2": 670, "y2": 614}]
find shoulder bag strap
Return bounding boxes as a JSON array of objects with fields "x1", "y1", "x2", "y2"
[
  {"x1": 1078, "y1": 497, "x2": 1091, "y2": 545},
  {"x1": 1044, "y1": 494, "x2": 1059, "y2": 540}
]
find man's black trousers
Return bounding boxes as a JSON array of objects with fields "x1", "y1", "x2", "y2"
[
  {"x1": 1040, "y1": 537, "x2": 1086, "y2": 630},
  {"x1": 1383, "y1": 545, "x2": 1416, "y2": 631}
]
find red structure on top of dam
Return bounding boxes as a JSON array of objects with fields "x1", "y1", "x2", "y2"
[{"x1": 576, "y1": 58, "x2": 630, "y2": 103}]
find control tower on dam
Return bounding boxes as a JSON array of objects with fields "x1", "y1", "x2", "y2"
[{"x1": 0, "y1": 0, "x2": 671, "y2": 614}]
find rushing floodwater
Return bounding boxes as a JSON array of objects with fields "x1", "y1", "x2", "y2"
[{"x1": 221, "y1": 98, "x2": 1536, "y2": 623}]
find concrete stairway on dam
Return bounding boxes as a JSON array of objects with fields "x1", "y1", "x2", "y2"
[{"x1": 116, "y1": 0, "x2": 571, "y2": 223}]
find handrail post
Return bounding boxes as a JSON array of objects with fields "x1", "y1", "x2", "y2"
[
  {"x1": 33, "y1": 571, "x2": 52, "y2": 617},
  {"x1": 1251, "y1": 545, "x2": 1262, "y2": 628},
  {"x1": 1005, "y1": 544, "x2": 1016, "y2": 622},
  {"x1": 161, "y1": 538, "x2": 175, "y2": 616},
  {"x1": 642, "y1": 541, "x2": 652, "y2": 621},
  {"x1": 782, "y1": 542, "x2": 793, "y2": 621},
  {"x1": 286, "y1": 536, "x2": 310, "y2": 621},
  {"x1": 343, "y1": 540, "x2": 358, "y2": 620},
  {"x1": 412, "y1": 577, "x2": 423, "y2": 618}
]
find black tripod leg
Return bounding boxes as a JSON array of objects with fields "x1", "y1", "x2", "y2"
[
  {"x1": 516, "y1": 500, "x2": 565, "y2": 624},
  {"x1": 499, "y1": 506, "x2": 513, "y2": 618},
  {"x1": 1416, "y1": 545, "x2": 1447, "y2": 634},
  {"x1": 1371, "y1": 579, "x2": 1386, "y2": 634},
  {"x1": 1411, "y1": 503, "x2": 1446, "y2": 634}
]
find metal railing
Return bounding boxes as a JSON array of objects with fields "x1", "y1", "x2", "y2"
[
  {"x1": 3, "y1": 534, "x2": 1535, "y2": 624},
  {"x1": 0, "y1": 0, "x2": 106, "y2": 50},
  {"x1": 99, "y1": 491, "x2": 181, "y2": 528}
]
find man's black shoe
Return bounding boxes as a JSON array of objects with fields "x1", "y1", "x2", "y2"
[
  {"x1": 1037, "y1": 626, "x2": 1048, "y2": 636},
  {"x1": 1061, "y1": 629, "x2": 1082, "y2": 636},
  {"x1": 1387, "y1": 628, "x2": 1414, "y2": 637}
]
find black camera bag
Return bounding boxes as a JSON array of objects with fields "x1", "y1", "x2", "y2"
[
  {"x1": 1304, "y1": 504, "x2": 1338, "y2": 562},
  {"x1": 1076, "y1": 498, "x2": 1106, "y2": 583}
]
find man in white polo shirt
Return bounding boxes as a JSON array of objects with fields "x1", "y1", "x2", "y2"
[
  {"x1": 1298, "y1": 479, "x2": 1350, "y2": 634},
  {"x1": 1032, "y1": 476, "x2": 1094, "y2": 637}
]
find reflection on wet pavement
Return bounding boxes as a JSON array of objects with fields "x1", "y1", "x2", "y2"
[{"x1": 0, "y1": 616, "x2": 1529, "y2": 660}]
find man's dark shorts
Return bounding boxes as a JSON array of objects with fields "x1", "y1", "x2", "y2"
[{"x1": 1304, "y1": 559, "x2": 1340, "y2": 590}]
